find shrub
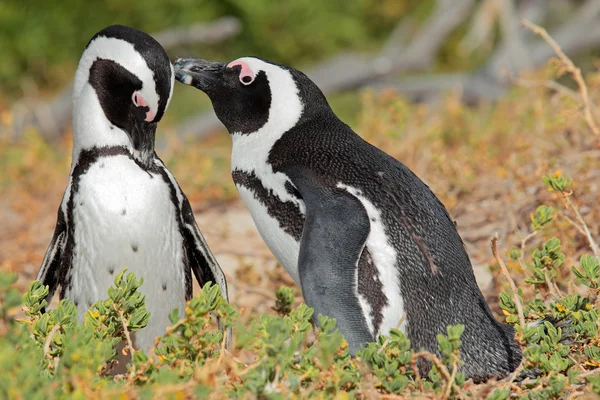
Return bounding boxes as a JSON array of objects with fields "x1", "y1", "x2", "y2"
[{"x1": 1, "y1": 175, "x2": 600, "y2": 398}]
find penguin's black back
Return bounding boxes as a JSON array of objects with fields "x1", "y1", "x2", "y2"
[{"x1": 269, "y1": 110, "x2": 521, "y2": 382}]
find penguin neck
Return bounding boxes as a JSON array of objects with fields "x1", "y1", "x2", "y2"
[{"x1": 71, "y1": 82, "x2": 133, "y2": 170}]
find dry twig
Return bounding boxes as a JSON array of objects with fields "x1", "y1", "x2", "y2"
[
  {"x1": 512, "y1": 76, "x2": 600, "y2": 118},
  {"x1": 377, "y1": 313, "x2": 406, "y2": 354},
  {"x1": 117, "y1": 309, "x2": 135, "y2": 356},
  {"x1": 491, "y1": 235, "x2": 526, "y2": 331},
  {"x1": 43, "y1": 323, "x2": 61, "y2": 362},
  {"x1": 411, "y1": 352, "x2": 461, "y2": 400},
  {"x1": 562, "y1": 192, "x2": 600, "y2": 259},
  {"x1": 522, "y1": 19, "x2": 600, "y2": 136},
  {"x1": 443, "y1": 358, "x2": 460, "y2": 400}
]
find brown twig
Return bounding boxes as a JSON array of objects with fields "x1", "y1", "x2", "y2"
[
  {"x1": 544, "y1": 269, "x2": 560, "y2": 299},
  {"x1": 506, "y1": 360, "x2": 524, "y2": 385},
  {"x1": 521, "y1": 19, "x2": 600, "y2": 136},
  {"x1": 443, "y1": 358, "x2": 459, "y2": 400},
  {"x1": 515, "y1": 228, "x2": 561, "y2": 298},
  {"x1": 117, "y1": 309, "x2": 135, "y2": 356},
  {"x1": 43, "y1": 323, "x2": 61, "y2": 366},
  {"x1": 492, "y1": 235, "x2": 526, "y2": 331},
  {"x1": 217, "y1": 330, "x2": 228, "y2": 366},
  {"x1": 378, "y1": 313, "x2": 406, "y2": 354},
  {"x1": 411, "y1": 352, "x2": 460, "y2": 400},
  {"x1": 578, "y1": 367, "x2": 600, "y2": 379},
  {"x1": 562, "y1": 192, "x2": 600, "y2": 259},
  {"x1": 512, "y1": 77, "x2": 600, "y2": 118},
  {"x1": 517, "y1": 230, "x2": 538, "y2": 271},
  {"x1": 559, "y1": 213, "x2": 588, "y2": 237}
]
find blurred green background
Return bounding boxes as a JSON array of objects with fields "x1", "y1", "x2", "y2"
[
  {"x1": 0, "y1": 0, "x2": 598, "y2": 132},
  {"x1": 0, "y1": 0, "x2": 409, "y2": 97}
]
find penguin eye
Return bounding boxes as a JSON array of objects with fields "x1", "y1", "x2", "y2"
[
  {"x1": 227, "y1": 60, "x2": 255, "y2": 86},
  {"x1": 132, "y1": 91, "x2": 149, "y2": 108},
  {"x1": 240, "y1": 74, "x2": 254, "y2": 85},
  {"x1": 131, "y1": 91, "x2": 155, "y2": 122},
  {"x1": 132, "y1": 92, "x2": 140, "y2": 107}
]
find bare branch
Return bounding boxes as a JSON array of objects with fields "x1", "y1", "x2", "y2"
[
  {"x1": 118, "y1": 309, "x2": 136, "y2": 357},
  {"x1": 43, "y1": 323, "x2": 62, "y2": 371},
  {"x1": 176, "y1": 0, "x2": 476, "y2": 138},
  {"x1": 7, "y1": 1, "x2": 600, "y2": 143},
  {"x1": 491, "y1": 234, "x2": 525, "y2": 332},
  {"x1": 563, "y1": 193, "x2": 600, "y2": 259},
  {"x1": 307, "y1": 0, "x2": 475, "y2": 93},
  {"x1": 522, "y1": 19, "x2": 600, "y2": 136},
  {"x1": 154, "y1": 17, "x2": 241, "y2": 48},
  {"x1": 366, "y1": 72, "x2": 506, "y2": 104}
]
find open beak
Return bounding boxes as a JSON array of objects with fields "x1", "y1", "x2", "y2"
[{"x1": 174, "y1": 58, "x2": 227, "y2": 92}]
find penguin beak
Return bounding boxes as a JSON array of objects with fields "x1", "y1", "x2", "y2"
[
  {"x1": 173, "y1": 58, "x2": 227, "y2": 92},
  {"x1": 129, "y1": 119, "x2": 156, "y2": 168}
]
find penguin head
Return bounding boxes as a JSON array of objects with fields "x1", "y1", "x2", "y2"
[
  {"x1": 174, "y1": 57, "x2": 332, "y2": 135},
  {"x1": 72, "y1": 25, "x2": 174, "y2": 165}
]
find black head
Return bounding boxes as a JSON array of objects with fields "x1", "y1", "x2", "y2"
[
  {"x1": 72, "y1": 25, "x2": 174, "y2": 164},
  {"x1": 173, "y1": 57, "x2": 332, "y2": 135}
]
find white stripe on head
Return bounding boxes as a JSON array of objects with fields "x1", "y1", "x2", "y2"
[
  {"x1": 166, "y1": 62, "x2": 175, "y2": 111},
  {"x1": 73, "y1": 36, "x2": 160, "y2": 122},
  {"x1": 230, "y1": 57, "x2": 303, "y2": 139},
  {"x1": 230, "y1": 57, "x2": 304, "y2": 205}
]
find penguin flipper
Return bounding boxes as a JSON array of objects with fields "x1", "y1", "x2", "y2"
[
  {"x1": 36, "y1": 205, "x2": 68, "y2": 307},
  {"x1": 180, "y1": 195, "x2": 231, "y2": 347},
  {"x1": 286, "y1": 167, "x2": 374, "y2": 354}
]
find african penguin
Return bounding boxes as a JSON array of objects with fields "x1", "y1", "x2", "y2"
[
  {"x1": 174, "y1": 56, "x2": 521, "y2": 382},
  {"x1": 36, "y1": 26, "x2": 229, "y2": 351}
]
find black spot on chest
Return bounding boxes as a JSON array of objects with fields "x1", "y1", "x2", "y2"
[
  {"x1": 59, "y1": 146, "x2": 191, "y2": 298},
  {"x1": 232, "y1": 169, "x2": 304, "y2": 241}
]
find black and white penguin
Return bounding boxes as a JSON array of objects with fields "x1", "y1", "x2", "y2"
[
  {"x1": 174, "y1": 56, "x2": 521, "y2": 382},
  {"x1": 36, "y1": 26, "x2": 228, "y2": 351}
]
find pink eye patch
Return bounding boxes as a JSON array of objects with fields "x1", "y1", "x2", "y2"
[
  {"x1": 132, "y1": 91, "x2": 155, "y2": 122},
  {"x1": 228, "y1": 60, "x2": 255, "y2": 85}
]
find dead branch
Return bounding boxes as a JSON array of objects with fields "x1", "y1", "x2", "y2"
[
  {"x1": 522, "y1": 19, "x2": 600, "y2": 136},
  {"x1": 491, "y1": 235, "x2": 526, "y2": 331},
  {"x1": 118, "y1": 309, "x2": 136, "y2": 356},
  {"x1": 43, "y1": 323, "x2": 61, "y2": 360},
  {"x1": 7, "y1": 1, "x2": 600, "y2": 143},
  {"x1": 293, "y1": 0, "x2": 476, "y2": 94},
  {"x1": 562, "y1": 192, "x2": 600, "y2": 259},
  {"x1": 153, "y1": 17, "x2": 241, "y2": 48},
  {"x1": 176, "y1": 0, "x2": 600, "y2": 139},
  {"x1": 175, "y1": 0, "x2": 476, "y2": 139}
]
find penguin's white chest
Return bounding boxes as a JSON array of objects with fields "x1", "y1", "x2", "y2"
[
  {"x1": 235, "y1": 184, "x2": 302, "y2": 285},
  {"x1": 67, "y1": 155, "x2": 186, "y2": 349}
]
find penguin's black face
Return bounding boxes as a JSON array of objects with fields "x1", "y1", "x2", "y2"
[
  {"x1": 174, "y1": 57, "x2": 274, "y2": 134},
  {"x1": 88, "y1": 57, "x2": 158, "y2": 155},
  {"x1": 73, "y1": 25, "x2": 175, "y2": 164},
  {"x1": 175, "y1": 57, "x2": 333, "y2": 137}
]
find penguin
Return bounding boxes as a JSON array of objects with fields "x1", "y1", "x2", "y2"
[
  {"x1": 35, "y1": 26, "x2": 229, "y2": 351},
  {"x1": 173, "y1": 56, "x2": 521, "y2": 382}
]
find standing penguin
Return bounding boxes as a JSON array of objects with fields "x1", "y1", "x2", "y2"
[
  {"x1": 36, "y1": 26, "x2": 228, "y2": 351},
  {"x1": 174, "y1": 57, "x2": 521, "y2": 382}
]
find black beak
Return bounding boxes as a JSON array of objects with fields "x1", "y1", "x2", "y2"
[
  {"x1": 129, "y1": 119, "x2": 156, "y2": 168},
  {"x1": 173, "y1": 58, "x2": 227, "y2": 92}
]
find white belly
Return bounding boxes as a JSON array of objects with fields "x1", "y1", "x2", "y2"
[
  {"x1": 236, "y1": 185, "x2": 301, "y2": 284},
  {"x1": 67, "y1": 155, "x2": 186, "y2": 350}
]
